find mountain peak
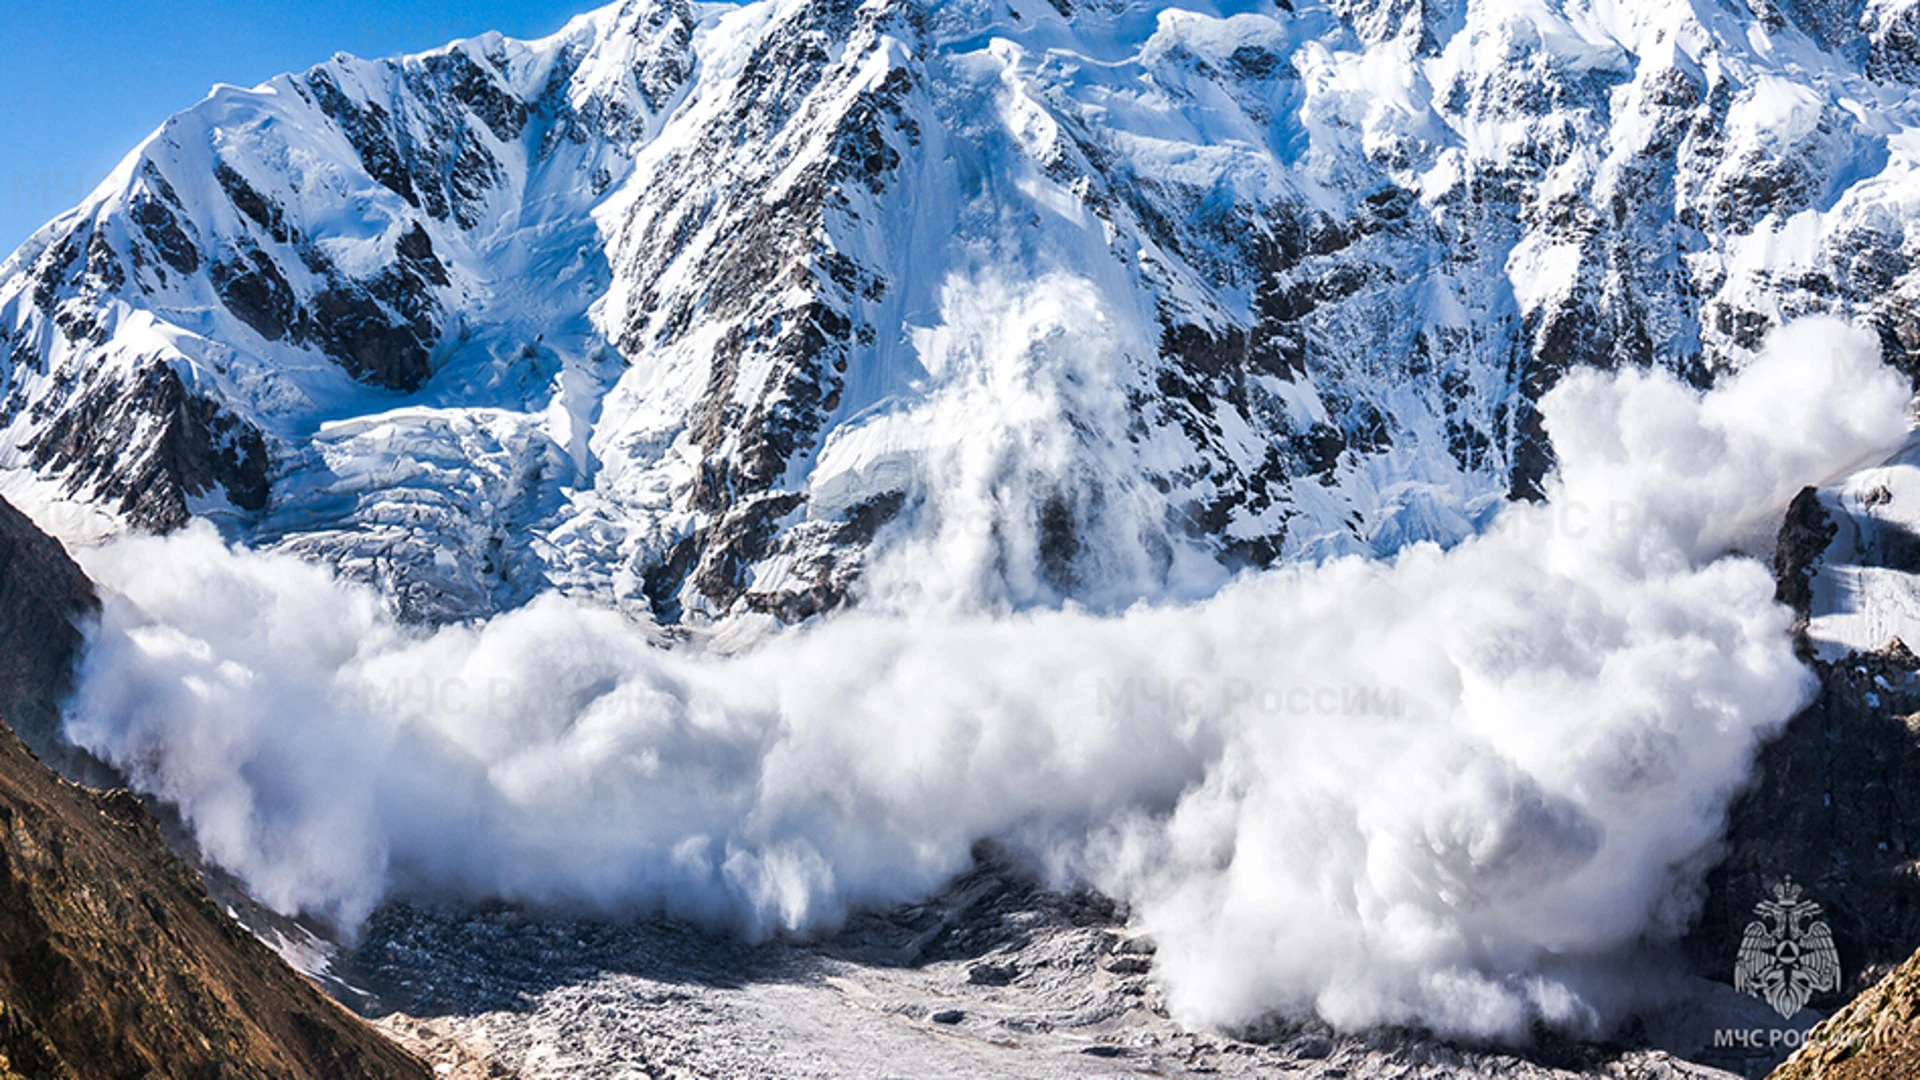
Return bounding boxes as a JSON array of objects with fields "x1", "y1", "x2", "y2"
[{"x1": 5, "y1": 0, "x2": 1920, "y2": 624}]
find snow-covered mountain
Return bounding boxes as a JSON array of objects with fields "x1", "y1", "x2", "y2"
[{"x1": 7, "y1": 0, "x2": 1920, "y2": 623}]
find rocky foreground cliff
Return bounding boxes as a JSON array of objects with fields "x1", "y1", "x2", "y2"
[
  {"x1": 1772, "y1": 943, "x2": 1920, "y2": 1079},
  {"x1": 0, "y1": 721, "x2": 431, "y2": 1080}
]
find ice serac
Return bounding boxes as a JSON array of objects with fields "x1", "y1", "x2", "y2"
[{"x1": 7, "y1": 0, "x2": 1920, "y2": 622}]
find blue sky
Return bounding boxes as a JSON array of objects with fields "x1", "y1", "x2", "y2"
[{"x1": 3, "y1": 0, "x2": 595, "y2": 255}]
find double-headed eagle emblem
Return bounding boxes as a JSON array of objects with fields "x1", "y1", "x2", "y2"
[{"x1": 1734, "y1": 880, "x2": 1841, "y2": 1019}]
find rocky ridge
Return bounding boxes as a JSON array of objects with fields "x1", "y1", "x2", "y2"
[
  {"x1": 0, "y1": 496, "x2": 97, "y2": 779},
  {"x1": 0, "y1": 494, "x2": 429, "y2": 1079}
]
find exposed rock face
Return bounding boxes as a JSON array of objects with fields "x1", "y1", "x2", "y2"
[
  {"x1": 1684, "y1": 640, "x2": 1920, "y2": 1075},
  {"x1": 1676, "y1": 448, "x2": 1920, "y2": 1075},
  {"x1": 0, "y1": 715, "x2": 431, "y2": 1080},
  {"x1": 1689, "y1": 639, "x2": 1920, "y2": 1000}
]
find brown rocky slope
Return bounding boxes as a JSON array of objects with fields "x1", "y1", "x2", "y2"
[
  {"x1": 1770, "y1": 943, "x2": 1920, "y2": 1080},
  {"x1": 0, "y1": 719, "x2": 432, "y2": 1080}
]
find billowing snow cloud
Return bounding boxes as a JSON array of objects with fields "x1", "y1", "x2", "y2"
[{"x1": 66, "y1": 315, "x2": 1910, "y2": 1039}]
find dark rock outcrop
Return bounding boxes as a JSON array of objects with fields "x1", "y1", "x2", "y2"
[
  {"x1": 0, "y1": 498, "x2": 99, "y2": 776},
  {"x1": 1686, "y1": 641, "x2": 1920, "y2": 1010},
  {"x1": 1775, "y1": 486, "x2": 1841, "y2": 627},
  {"x1": 27, "y1": 362, "x2": 270, "y2": 533}
]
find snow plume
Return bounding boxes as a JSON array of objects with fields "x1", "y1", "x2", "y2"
[
  {"x1": 838, "y1": 272, "x2": 1229, "y2": 612},
  {"x1": 67, "y1": 316, "x2": 1910, "y2": 1039}
]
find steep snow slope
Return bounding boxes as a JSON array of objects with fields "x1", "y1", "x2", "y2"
[{"x1": 7, "y1": 0, "x2": 1920, "y2": 622}]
